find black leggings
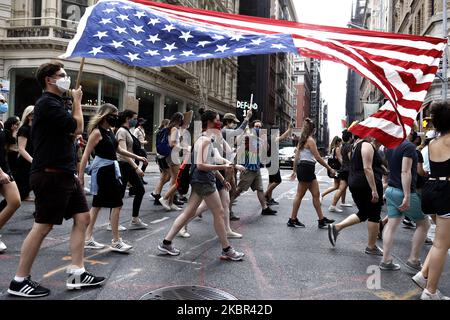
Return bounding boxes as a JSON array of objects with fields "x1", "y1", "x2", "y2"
[{"x1": 119, "y1": 161, "x2": 145, "y2": 218}]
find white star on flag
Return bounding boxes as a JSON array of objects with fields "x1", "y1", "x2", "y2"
[
  {"x1": 117, "y1": 14, "x2": 130, "y2": 21},
  {"x1": 230, "y1": 34, "x2": 244, "y2": 41},
  {"x1": 129, "y1": 38, "x2": 143, "y2": 46},
  {"x1": 148, "y1": 18, "x2": 160, "y2": 26},
  {"x1": 125, "y1": 52, "x2": 140, "y2": 61},
  {"x1": 198, "y1": 53, "x2": 212, "y2": 58},
  {"x1": 102, "y1": 8, "x2": 114, "y2": 13},
  {"x1": 89, "y1": 46, "x2": 103, "y2": 56},
  {"x1": 271, "y1": 44, "x2": 286, "y2": 49},
  {"x1": 146, "y1": 34, "x2": 161, "y2": 44},
  {"x1": 145, "y1": 50, "x2": 160, "y2": 56},
  {"x1": 162, "y1": 24, "x2": 176, "y2": 32},
  {"x1": 251, "y1": 38, "x2": 265, "y2": 46},
  {"x1": 161, "y1": 55, "x2": 177, "y2": 62},
  {"x1": 212, "y1": 34, "x2": 225, "y2": 40},
  {"x1": 179, "y1": 31, "x2": 193, "y2": 42},
  {"x1": 180, "y1": 50, "x2": 194, "y2": 57},
  {"x1": 134, "y1": 11, "x2": 146, "y2": 19},
  {"x1": 215, "y1": 44, "x2": 230, "y2": 53},
  {"x1": 93, "y1": 31, "x2": 108, "y2": 39},
  {"x1": 110, "y1": 40, "x2": 124, "y2": 48},
  {"x1": 121, "y1": 5, "x2": 133, "y2": 10},
  {"x1": 99, "y1": 18, "x2": 112, "y2": 25},
  {"x1": 131, "y1": 25, "x2": 144, "y2": 33},
  {"x1": 113, "y1": 26, "x2": 127, "y2": 34},
  {"x1": 197, "y1": 41, "x2": 211, "y2": 48},
  {"x1": 163, "y1": 42, "x2": 178, "y2": 52}
]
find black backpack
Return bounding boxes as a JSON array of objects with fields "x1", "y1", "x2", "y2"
[{"x1": 122, "y1": 127, "x2": 143, "y2": 155}]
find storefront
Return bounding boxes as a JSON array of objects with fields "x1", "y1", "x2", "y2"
[{"x1": 9, "y1": 67, "x2": 124, "y2": 118}]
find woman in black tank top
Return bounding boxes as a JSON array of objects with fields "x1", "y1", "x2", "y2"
[
  {"x1": 78, "y1": 104, "x2": 147, "y2": 253},
  {"x1": 415, "y1": 101, "x2": 450, "y2": 300},
  {"x1": 327, "y1": 138, "x2": 384, "y2": 256}
]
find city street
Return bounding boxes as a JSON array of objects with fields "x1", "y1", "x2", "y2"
[{"x1": 1, "y1": 163, "x2": 447, "y2": 300}]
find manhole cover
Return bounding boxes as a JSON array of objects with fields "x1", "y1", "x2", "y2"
[{"x1": 139, "y1": 285, "x2": 238, "y2": 300}]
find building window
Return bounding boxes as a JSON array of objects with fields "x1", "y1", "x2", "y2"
[
  {"x1": 33, "y1": 0, "x2": 42, "y2": 26},
  {"x1": 62, "y1": 0, "x2": 88, "y2": 28},
  {"x1": 430, "y1": 0, "x2": 435, "y2": 17},
  {"x1": 163, "y1": 96, "x2": 182, "y2": 119}
]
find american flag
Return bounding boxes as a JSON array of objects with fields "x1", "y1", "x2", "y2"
[{"x1": 61, "y1": 0, "x2": 447, "y2": 148}]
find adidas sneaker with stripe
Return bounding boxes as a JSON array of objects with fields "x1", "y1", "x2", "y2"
[
  {"x1": 8, "y1": 276, "x2": 50, "y2": 298},
  {"x1": 66, "y1": 271, "x2": 106, "y2": 290}
]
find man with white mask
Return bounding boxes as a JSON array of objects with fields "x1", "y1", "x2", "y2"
[{"x1": 8, "y1": 61, "x2": 106, "y2": 297}]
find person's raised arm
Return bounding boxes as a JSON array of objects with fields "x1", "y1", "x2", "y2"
[{"x1": 71, "y1": 87, "x2": 83, "y2": 135}]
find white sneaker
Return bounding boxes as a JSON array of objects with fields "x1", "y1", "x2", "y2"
[
  {"x1": 0, "y1": 235, "x2": 7, "y2": 253},
  {"x1": 110, "y1": 238, "x2": 132, "y2": 253},
  {"x1": 420, "y1": 288, "x2": 450, "y2": 300},
  {"x1": 84, "y1": 238, "x2": 105, "y2": 250},
  {"x1": 329, "y1": 205, "x2": 343, "y2": 213},
  {"x1": 177, "y1": 226, "x2": 191, "y2": 238},
  {"x1": 227, "y1": 231, "x2": 243, "y2": 239},
  {"x1": 107, "y1": 223, "x2": 127, "y2": 231},
  {"x1": 340, "y1": 203, "x2": 353, "y2": 207},
  {"x1": 319, "y1": 195, "x2": 323, "y2": 204},
  {"x1": 159, "y1": 198, "x2": 172, "y2": 211},
  {"x1": 170, "y1": 204, "x2": 182, "y2": 211},
  {"x1": 412, "y1": 271, "x2": 427, "y2": 289},
  {"x1": 129, "y1": 218, "x2": 148, "y2": 230}
]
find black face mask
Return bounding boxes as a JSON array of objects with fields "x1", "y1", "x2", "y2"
[{"x1": 105, "y1": 115, "x2": 119, "y2": 127}]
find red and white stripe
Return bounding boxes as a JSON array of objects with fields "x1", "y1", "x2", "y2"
[{"x1": 114, "y1": 0, "x2": 447, "y2": 148}]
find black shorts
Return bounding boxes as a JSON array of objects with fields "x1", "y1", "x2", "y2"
[
  {"x1": 422, "y1": 180, "x2": 450, "y2": 217},
  {"x1": 297, "y1": 161, "x2": 316, "y2": 182},
  {"x1": 349, "y1": 183, "x2": 383, "y2": 223},
  {"x1": 338, "y1": 170, "x2": 349, "y2": 182},
  {"x1": 269, "y1": 170, "x2": 282, "y2": 184},
  {"x1": 31, "y1": 172, "x2": 89, "y2": 225},
  {"x1": 157, "y1": 156, "x2": 169, "y2": 171}
]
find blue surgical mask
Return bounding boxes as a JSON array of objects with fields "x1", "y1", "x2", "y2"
[
  {"x1": 0, "y1": 102, "x2": 8, "y2": 114},
  {"x1": 254, "y1": 128, "x2": 260, "y2": 135},
  {"x1": 129, "y1": 119, "x2": 138, "y2": 127}
]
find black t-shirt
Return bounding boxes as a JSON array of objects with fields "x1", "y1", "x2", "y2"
[
  {"x1": 31, "y1": 92, "x2": 77, "y2": 174},
  {"x1": 349, "y1": 140, "x2": 383, "y2": 188},
  {"x1": 416, "y1": 150, "x2": 426, "y2": 189},
  {"x1": 17, "y1": 124, "x2": 33, "y2": 157},
  {"x1": 385, "y1": 140, "x2": 418, "y2": 192}
]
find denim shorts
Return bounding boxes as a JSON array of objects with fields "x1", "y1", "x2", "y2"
[{"x1": 385, "y1": 186, "x2": 426, "y2": 221}]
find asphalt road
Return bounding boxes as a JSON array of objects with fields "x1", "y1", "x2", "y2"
[{"x1": 0, "y1": 163, "x2": 448, "y2": 300}]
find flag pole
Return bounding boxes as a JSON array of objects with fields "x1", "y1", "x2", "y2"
[{"x1": 75, "y1": 57, "x2": 85, "y2": 89}]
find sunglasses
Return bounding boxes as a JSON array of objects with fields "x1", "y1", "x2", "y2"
[{"x1": 0, "y1": 100, "x2": 5, "y2": 103}]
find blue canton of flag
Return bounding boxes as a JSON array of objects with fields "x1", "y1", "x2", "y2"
[{"x1": 61, "y1": 0, "x2": 299, "y2": 67}]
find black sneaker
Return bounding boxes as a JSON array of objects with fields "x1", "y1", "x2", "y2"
[
  {"x1": 151, "y1": 193, "x2": 161, "y2": 200},
  {"x1": 402, "y1": 217, "x2": 416, "y2": 229},
  {"x1": 267, "y1": 198, "x2": 279, "y2": 206},
  {"x1": 261, "y1": 207, "x2": 277, "y2": 215},
  {"x1": 328, "y1": 224, "x2": 339, "y2": 246},
  {"x1": 173, "y1": 199, "x2": 184, "y2": 206},
  {"x1": 154, "y1": 199, "x2": 162, "y2": 206},
  {"x1": 230, "y1": 212, "x2": 240, "y2": 221},
  {"x1": 66, "y1": 271, "x2": 106, "y2": 290},
  {"x1": 8, "y1": 276, "x2": 50, "y2": 298},
  {"x1": 142, "y1": 179, "x2": 148, "y2": 185},
  {"x1": 179, "y1": 196, "x2": 188, "y2": 202},
  {"x1": 318, "y1": 217, "x2": 334, "y2": 229},
  {"x1": 287, "y1": 218, "x2": 305, "y2": 228}
]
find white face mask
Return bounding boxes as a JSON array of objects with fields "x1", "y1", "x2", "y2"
[{"x1": 53, "y1": 77, "x2": 71, "y2": 93}]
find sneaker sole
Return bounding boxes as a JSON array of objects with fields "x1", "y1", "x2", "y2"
[
  {"x1": 365, "y1": 251, "x2": 383, "y2": 256},
  {"x1": 157, "y1": 245, "x2": 180, "y2": 256},
  {"x1": 220, "y1": 255, "x2": 244, "y2": 261},
  {"x1": 287, "y1": 224, "x2": 305, "y2": 228},
  {"x1": 110, "y1": 246, "x2": 132, "y2": 253},
  {"x1": 411, "y1": 277, "x2": 427, "y2": 290},
  {"x1": 7, "y1": 289, "x2": 50, "y2": 298},
  {"x1": 66, "y1": 278, "x2": 107, "y2": 290},
  {"x1": 379, "y1": 265, "x2": 401, "y2": 271},
  {"x1": 227, "y1": 234, "x2": 243, "y2": 239},
  {"x1": 84, "y1": 245, "x2": 105, "y2": 250},
  {"x1": 328, "y1": 225, "x2": 336, "y2": 247},
  {"x1": 128, "y1": 225, "x2": 148, "y2": 230}
]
